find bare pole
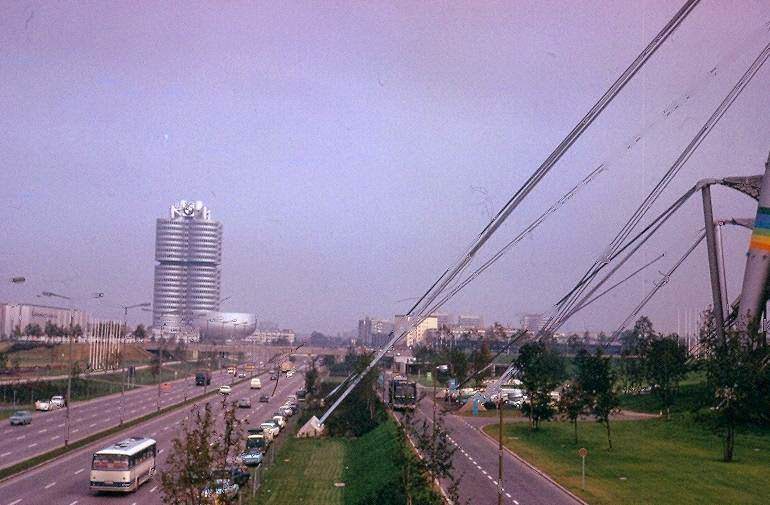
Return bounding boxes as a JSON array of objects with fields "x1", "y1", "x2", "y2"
[
  {"x1": 498, "y1": 397, "x2": 504, "y2": 505},
  {"x1": 65, "y1": 309, "x2": 73, "y2": 446}
]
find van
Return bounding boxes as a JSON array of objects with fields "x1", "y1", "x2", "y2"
[{"x1": 250, "y1": 378, "x2": 262, "y2": 390}]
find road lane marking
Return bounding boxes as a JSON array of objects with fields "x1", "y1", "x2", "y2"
[
  {"x1": 72, "y1": 429, "x2": 79, "y2": 433},
  {"x1": 27, "y1": 443, "x2": 37, "y2": 448},
  {"x1": 150, "y1": 485, "x2": 158, "y2": 493},
  {"x1": 37, "y1": 429, "x2": 47, "y2": 433},
  {"x1": 0, "y1": 452, "x2": 10, "y2": 457},
  {"x1": 513, "y1": 500, "x2": 519, "y2": 505},
  {"x1": 51, "y1": 436, "x2": 60, "y2": 441},
  {"x1": 88, "y1": 423, "x2": 96, "y2": 428},
  {"x1": 68, "y1": 501, "x2": 78, "y2": 505},
  {"x1": 8, "y1": 499, "x2": 22, "y2": 505},
  {"x1": 74, "y1": 469, "x2": 84, "y2": 475},
  {"x1": 158, "y1": 449, "x2": 165, "y2": 454},
  {"x1": 44, "y1": 482, "x2": 55, "y2": 489},
  {"x1": 15, "y1": 436, "x2": 25, "y2": 440}
]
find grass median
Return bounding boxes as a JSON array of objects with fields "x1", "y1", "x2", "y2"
[{"x1": 484, "y1": 416, "x2": 770, "y2": 505}]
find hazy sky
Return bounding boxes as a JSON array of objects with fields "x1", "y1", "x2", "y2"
[{"x1": 2, "y1": 1, "x2": 769, "y2": 335}]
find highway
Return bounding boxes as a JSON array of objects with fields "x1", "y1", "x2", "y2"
[
  {"x1": 0, "y1": 363, "x2": 305, "y2": 505},
  {"x1": 401, "y1": 386, "x2": 581, "y2": 505},
  {"x1": 0, "y1": 349, "x2": 279, "y2": 470}
]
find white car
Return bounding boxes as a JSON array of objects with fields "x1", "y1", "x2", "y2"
[
  {"x1": 219, "y1": 385, "x2": 232, "y2": 395},
  {"x1": 50, "y1": 396, "x2": 65, "y2": 408},
  {"x1": 34, "y1": 400, "x2": 51, "y2": 411},
  {"x1": 260, "y1": 422, "x2": 280, "y2": 438},
  {"x1": 272, "y1": 415, "x2": 286, "y2": 429}
]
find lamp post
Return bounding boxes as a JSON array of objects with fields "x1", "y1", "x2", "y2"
[
  {"x1": 40, "y1": 291, "x2": 74, "y2": 446},
  {"x1": 118, "y1": 302, "x2": 151, "y2": 425}
]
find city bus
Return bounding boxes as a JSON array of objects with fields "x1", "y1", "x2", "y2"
[
  {"x1": 90, "y1": 437, "x2": 157, "y2": 493},
  {"x1": 389, "y1": 378, "x2": 417, "y2": 411}
]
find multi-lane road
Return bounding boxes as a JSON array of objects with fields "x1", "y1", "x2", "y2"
[
  {"x1": 399, "y1": 384, "x2": 581, "y2": 505},
  {"x1": 0, "y1": 362, "x2": 306, "y2": 505}
]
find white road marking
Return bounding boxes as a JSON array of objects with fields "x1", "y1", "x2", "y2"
[
  {"x1": 44, "y1": 482, "x2": 55, "y2": 489},
  {"x1": 72, "y1": 429, "x2": 79, "y2": 433},
  {"x1": 57, "y1": 423, "x2": 64, "y2": 428},
  {"x1": 150, "y1": 485, "x2": 158, "y2": 493},
  {"x1": 15, "y1": 436, "x2": 24, "y2": 440},
  {"x1": 27, "y1": 443, "x2": 37, "y2": 448},
  {"x1": 506, "y1": 493, "x2": 512, "y2": 498},
  {"x1": 37, "y1": 429, "x2": 47, "y2": 434},
  {"x1": 88, "y1": 423, "x2": 96, "y2": 428},
  {"x1": 68, "y1": 501, "x2": 78, "y2": 505},
  {"x1": 51, "y1": 436, "x2": 60, "y2": 441},
  {"x1": 513, "y1": 500, "x2": 519, "y2": 505},
  {"x1": 74, "y1": 469, "x2": 84, "y2": 475},
  {"x1": 8, "y1": 499, "x2": 22, "y2": 505},
  {"x1": 158, "y1": 449, "x2": 165, "y2": 454},
  {"x1": 0, "y1": 452, "x2": 11, "y2": 457}
]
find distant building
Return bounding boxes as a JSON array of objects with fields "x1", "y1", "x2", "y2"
[
  {"x1": 456, "y1": 314, "x2": 484, "y2": 330},
  {"x1": 434, "y1": 313, "x2": 452, "y2": 328},
  {"x1": 0, "y1": 303, "x2": 89, "y2": 338},
  {"x1": 358, "y1": 317, "x2": 395, "y2": 347},
  {"x1": 153, "y1": 200, "x2": 222, "y2": 328},
  {"x1": 394, "y1": 314, "x2": 438, "y2": 347},
  {"x1": 520, "y1": 313, "x2": 544, "y2": 333},
  {"x1": 247, "y1": 329, "x2": 296, "y2": 345}
]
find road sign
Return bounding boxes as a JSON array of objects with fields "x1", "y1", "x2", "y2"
[{"x1": 578, "y1": 447, "x2": 588, "y2": 457}]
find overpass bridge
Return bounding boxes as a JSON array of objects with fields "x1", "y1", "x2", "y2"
[{"x1": 141, "y1": 342, "x2": 351, "y2": 361}]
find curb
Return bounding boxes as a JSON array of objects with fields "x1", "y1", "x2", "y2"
[{"x1": 478, "y1": 425, "x2": 589, "y2": 505}]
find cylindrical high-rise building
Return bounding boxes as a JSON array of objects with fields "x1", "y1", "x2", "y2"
[{"x1": 153, "y1": 200, "x2": 222, "y2": 328}]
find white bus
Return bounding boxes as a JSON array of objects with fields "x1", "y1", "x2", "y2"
[{"x1": 90, "y1": 437, "x2": 157, "y2": 493}]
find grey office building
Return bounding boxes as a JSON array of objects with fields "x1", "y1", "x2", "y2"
[{"x1": 153, "y1": 200, "x2": 222, "y2": 328}]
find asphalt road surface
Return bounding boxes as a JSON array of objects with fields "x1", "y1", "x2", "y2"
[
  {"x1": 0, "y1": 363, "x2": 305, "y2": 505},
  {"x1": 401, "y1": 385, "x2": 581, "y2": 505}
]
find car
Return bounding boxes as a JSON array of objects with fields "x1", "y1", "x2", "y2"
[
  {"x1": 259, "y1": 395, "x2": 270, "y2": 403},
  {"x1": 219, "y1": 385, "x2": 232, "y2": 395},
  {"x1": 238, "y1": 398, "x2": 252, "y2": 409},
  {"x1": 260, "y1": 421, "x2": 280, "y2": 438},
  {"x1": 250, "y1": 378, "x2": 262, "y2": 389},
  {"x1": 271, "y1": 415, "x2": 286, "y2": 429},
  {"x1": 9, "y1": 411, "x2": 32, "y2": 425},
  {"x1": 201, "y1": 470, "x2": 239, "y2": 501},
  {"x1": 50, "y1": 396, "x2": 66, "y2": 408},
  {"x1": 240, "y1": 448, "x2": 263, "y2": 467},
  {"x1": 279, "y1": 405, "x2": 294, "y2": 417},
  {"x1": 237, "y1": 371, "x2": 246, "y2": 378},
  {"x1": 296, "y1": 389, "x2": 307, "y2": 400},
  {"x1": 34, "y1": 400, "x2": 51, "y2": 411},
  {"x1": 245, "y1": 432, "x2": 269, "y2": 450}
]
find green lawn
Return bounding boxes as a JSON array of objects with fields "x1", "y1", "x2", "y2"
[
  {"x1": 485, "y1": 417, "x2": 770, "y2": 505},
  {"x1": 251, "y1": 420, "x2": 426, "y2": 505},
  {"x1": 252, "y1": 436, "x2": 348, "y2": 504}
]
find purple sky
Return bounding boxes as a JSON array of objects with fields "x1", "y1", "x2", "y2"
[{"x1": 1, "y1": 1, "x2": 769, "y2": 335}]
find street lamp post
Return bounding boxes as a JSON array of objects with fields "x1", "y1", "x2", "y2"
[
  {"x1": 119, "y1": 302, "x2": 150, "y2": 425},
  {"x1": 40, "y1": 291, "x2": 74, "y2": 446}
]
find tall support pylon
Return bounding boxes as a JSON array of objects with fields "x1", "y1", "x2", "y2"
[{"x1": 737, "y1": 152, "x2": 770, "y2": 331}]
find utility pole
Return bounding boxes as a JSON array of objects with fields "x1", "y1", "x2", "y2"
[
  {"x1": 65, "y1": 310, "x2": 73, "y2": 447},
  {"x1": 498, "y1": 398, "x2": 504, "y2": 505},
  {"x1": 156, "y1": 325, "x2": 164, "y2": 413}
]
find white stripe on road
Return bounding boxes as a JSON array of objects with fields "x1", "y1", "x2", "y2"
[
  {"x1": 0, "y1": 452, "x2": 11, "y2": 457},
  {"x1": 150, "y1": 485, "x2": 158, "y2": 493},
  {"x1": 27, "y1": 443, "x2": 37, "y2": 448},
  {"x1": 68, "y1": 501, "x2": 78, "y2": 505},
  {"x1": 8, "y1": 499, "x2": 22, "y2": 505},
  {"x1": 74, "y1": 468, "x2": 84, "y2": 475},
  {"x1": 88, "y1": 423, "x2": 96, "y2": 428},
  {"x1": 44, "y1": 482, "x2": 55, "y2": 489}
]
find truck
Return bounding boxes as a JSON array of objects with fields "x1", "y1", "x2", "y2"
[
  {"x1": 389, "y1": 378, "x2": 417, "y2": 411},
  {"x1": 195, "y1": 371, "x2": 211, "y2": 386}
]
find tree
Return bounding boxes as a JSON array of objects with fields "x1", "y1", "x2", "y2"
[
  {"x1": 134, "y1": 324, "x2": 147, "y2": 341},
  {"x1": 305, "y1": 361, "x2": 319, "y2": 397},
  {"x1": 699, "y1": 312, "x2": 770, "y2": 462},
  {"x1": 413, "y1": 412, "x2": 457, "y2": 484},
  {"x1": 468, "y1": 339, "x2": 492, "y2": 386},
  {"x1": 161, "y1": 400, "x2": 243, "y2": 504},
  {"x1": 44, "y1": 321, "x2": 59, "y2": 338},
  {"x1": 576, "y1": 348, "x2": 619, "y2": 449},
  {"x1": 642, "y1": 334, "x2": 689, "y2": 419},
  {"x1": 515, "y1": 341, "x2": 565, "y2": 430},
  {"x1": 558, "y1": 379, "x2": 587, "y2": 443},
  {"x1": 446, "y1": 348, "x2": 468, "y2": 383},
  {"x1": 24, "y1": 323, "x2": 42, "y2": 338}
]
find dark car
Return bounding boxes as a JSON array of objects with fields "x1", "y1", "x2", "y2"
[
  {"x1": 259, "y1": 395, "x2": 270, "y2": 403},
  {"x1": 296, "y1": 389, "x2": 307, "y2": 400},
  {"x1": 238, "y1": 398, "x2": 252, "y2": 408},
  {"x1": 240, "y1": 448, "x2": 263, "y2": 467}
]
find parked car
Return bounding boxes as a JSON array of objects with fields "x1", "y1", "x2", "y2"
[
  {"x1": 296, "y1": 389, "x2": 307, "y2": 400},
  {"x1": 201, "y1": 470, "x2": 239, "y2": 501},
  {"x1": 259, "y1": 395, "x2": 270, "y2": 403},
  {"x1": 279, "y1": 405, "x2": 294, "y2": 417},
  {"x1": 9, "y1": 411, "x2": 32, "y2": 426},
  {"x1": 238, "y1": 398, "x2": 252, "y2": 409},
  {"x1": 250, "y1": 378, "x2": 262, "y2": 389},
  {"x1": 50, "y1": 396, "x2": 66, "y2": 408},
  {"x1": 260, "y1": 421, "x2": 280, "y2": 438},
  {"x1": 272, "y1": 415, "x2": 286, "y2": 429},
  {"x1": 237, "y1": 371, "x2": 246, "y2": 378},
  {"x1": 240, "y1": 447, "x2": 263, "y2": 467},
  {"x1": 219, "y1": 385, "x2": 232, "y2": 395}
]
